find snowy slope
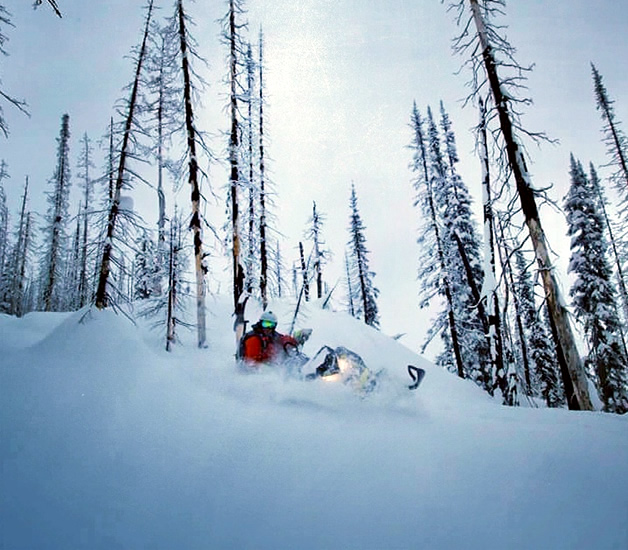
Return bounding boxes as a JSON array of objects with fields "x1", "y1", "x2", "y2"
[{"x1": 1, "y1": 298, "x2": 627, "y2": 550}]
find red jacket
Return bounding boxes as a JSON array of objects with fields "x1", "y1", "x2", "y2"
[{"x1": 241, "y1": 329, "x2": 298, "y2": 364}]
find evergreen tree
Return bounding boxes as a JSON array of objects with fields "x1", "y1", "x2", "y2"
[
  {"x1": 3, "y1": 178, "x2": 31, "y2": 316},
  {"x1": 40, "y1": 113, "x2": 71, "y2": 312},
  {"x1": 410, "y1": 102, "x2": 464, "y2": 378},
  {"x1": 437, "y1": 103, "x2": 498, "y2": 395},
  {"x1": 0, "y1": 160, "x2": 8, "y2": 274},
  {"x1": 591, "y1": 63, "x2": 628, "y2": 203},
  {"x1": 347, "y1": 184, "x2": 379, "y2": 328},
  {"x1": 589, "y1": 163, "x2": 628, "y2": 330},
  {"x1": 165, "y1": 213, "x2": 186, "y2": 351},
  {"x1": 76, "y1": 133, "x2": 95, "y2": 307},
  {"x1": 565, "y1": 155, "x2": 628, "y2": 413},
  {"x1": 64, "y1": 207, "x2": 82, "y2": 310},
  {"x1": 514, "y1": 248, "x2": 564, "y2": 407},
  {"x1": 344, "y1": 250, "x2": 356, "y2": 317},
  {"x1": 138, "y1": 211, "x2": 188, "y2": 351},
  {"x1": 134, "y1": 230, "x2": 160, "y2": 300}
]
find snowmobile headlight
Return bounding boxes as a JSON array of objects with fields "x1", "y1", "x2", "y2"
[{"x1": 336, "y1": 356, "x2": 351, "y2": 374}]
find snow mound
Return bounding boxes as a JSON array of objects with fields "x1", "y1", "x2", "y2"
[{"x1": 1, "y1": 298, "x2": 627, "y2": 550}]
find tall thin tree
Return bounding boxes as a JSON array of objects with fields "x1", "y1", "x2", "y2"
[
  {"x1": 41, "y1": 113, "x2": 71, "y2": 312},
  {"x1": 565, "y1": 155, "x2": 628, "y2": 414},
  {"x1": 450, "y1": 0, "x2": 594, "y2": 410},
  {"x1": 95, "y1": 0, "x2": 155, "y2": 310},
  {"x1": 175, "y1": 0, "x2": 209, "y2": 347},
  {"x1": 410, "y1": 102, "x2": 464, "y2": 378},
  {"x1": 258, "y1": 28, "x2": 269, "y2": 309},
  {"x1": 347, "y1": 184, "x2": 379, "y2": 328},
  {"x1": 591, "y1": 63, "x2": 628, "y2": 201}
]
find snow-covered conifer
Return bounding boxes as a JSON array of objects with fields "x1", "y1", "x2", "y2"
[
  {"x1": 591, "y1": 64, "x2": 628, "y2": 204},
  {"x1": 589, "y1": 163, "x2": 628, "y2": 329},
  {"x1": 40, "y1": 113, "x2": 71, "y2": 312},
  {"x1": 76, "y1": 133, "x2": 96, "y2": 307},
  {"x1": 134, "y1": 230, "x2": 160, "y2": 300},
  {"x1": 565, "y1": 155, "x2": 628, "y2": 413},
  {"x1": 514, "y1": 249, "x2": 564, "y2": 407},
  {"x1": 410, "y1": 103, "x2": 464, "y2": 378},
  {"x1": 437, "y1": 102, "x2": 495, "y2": 393},
  {"x1": 347, "y1": 184, "x2": 379, "y2": 328},
  {"x1": 0, "y1": 160, "x2": 8, "y2": 274}
]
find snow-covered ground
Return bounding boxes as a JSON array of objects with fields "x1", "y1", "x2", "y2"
[{"x1": 1, "y1": 298, "x2": 627, "y2": 549}]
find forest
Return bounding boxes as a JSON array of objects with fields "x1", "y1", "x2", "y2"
[{"x1": 0, "y1": 0, "x2": 627, "y2": 414}]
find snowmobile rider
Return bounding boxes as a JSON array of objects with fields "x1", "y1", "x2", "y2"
[{"x1": 240, "y1": 311, "x2": 300, "y2": 365}]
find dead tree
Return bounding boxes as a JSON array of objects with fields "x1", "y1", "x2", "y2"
[
  {"x1": 95, "y1": 0, "x2": 154, "y2": 309},
  {"x1": 258, "y1": 28, "x2": 269, "y2": 309},
  {"x1": 176, "y1": 0, "x2": 208, "y2": 347},
  {"x1": 449, "y1": 0, "x2": 594, "y2": 410}
]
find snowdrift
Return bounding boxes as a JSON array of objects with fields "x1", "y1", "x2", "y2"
[{"x1": 1, "y1": 298, "x2": 627, "y2": 550}]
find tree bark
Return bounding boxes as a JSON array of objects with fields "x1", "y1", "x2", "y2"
[
  {"x1": 95, "y1": 2, "x2": 154, "y2": 310},
  {"x1": 258, "y1": 29, "x2": 268, "y2": 309},
  {"x1": 469, "y1": 0, "x2": 593, "y2": 410},
  {"x1": 177, "y1": 0, "x2": 207, "y2": 348},
  {"x1": 229, "y1": 0, "x2": 245, "y2": 310}
]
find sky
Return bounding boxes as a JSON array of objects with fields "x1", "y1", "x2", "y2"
[{"x1": 1, "y1": 0, "x2": 627, "y2": 356}]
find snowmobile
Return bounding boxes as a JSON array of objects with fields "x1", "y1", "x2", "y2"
[
  {"x1": 284, "y1": 335, "x2": 425, "y2": 394},
  {"x1": 234, "y1": 303, "x2": 425, "y2": 394}
]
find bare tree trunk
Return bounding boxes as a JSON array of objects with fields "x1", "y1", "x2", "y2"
[
  {"x1": 107, "y1": 117, "x2": 114, "y2": 204},
  {"x1": 166, "y1": 217, "x2": 178, "y2": 351},
  {"x1": 497, "y1": 219, "x2": 532, "y2": 394},
  {"x1": 258, "y1": 29, "x2": 269, "y2": 309},
  {"x1": 469, "y1": 0, "x2": 593, "y2": 410},
  {"x1": 156, "y1": 36, "x2": 167, "y2": 257},
  {"x1": 95, "y1": 1, "x2": 154, "y2": 309},
  {"x1": 245, "y1": 43, "x2": 255, "y2": 297},
  {"x1": 345, "y1": 251, "x2": 355, "y2": 317},
  {"x1": 177, "y1": 0, "x2": 206, "y2": 348},
  {"x1": 229, "y1": 0, "x2": 245, "y2": 310},
  {"x1": 78, "y1": 134, "x2": 91, "y2": 307},
  {"x1": 12, "y1": 177, "x2": 29, "y2": 316},
  {"x1": 477, "y1": 97, "x2": 509, "y2": 401},
  {"x1": 299, "y1": 241, "x2": 310, "y2": 302}
]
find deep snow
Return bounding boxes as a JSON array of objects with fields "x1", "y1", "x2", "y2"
[{"x1": 1, "y1": 297, "x2": 627, "y2": 550}]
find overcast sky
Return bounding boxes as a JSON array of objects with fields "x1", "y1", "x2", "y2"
[{"x1": 1, "y1": 0, "x2": 627, "y2": 355}]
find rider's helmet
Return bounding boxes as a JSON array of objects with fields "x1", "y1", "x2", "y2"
[{"x1": 259, "y1": 310, "x2": 278, "y2": 330}]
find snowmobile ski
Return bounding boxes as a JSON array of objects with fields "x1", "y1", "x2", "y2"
[{"x1": 407, "y1": 365, "x2": 425, "y2": 390}]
